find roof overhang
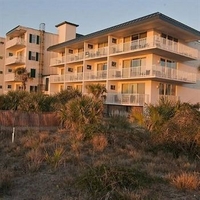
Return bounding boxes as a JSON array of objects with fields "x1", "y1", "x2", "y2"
[
  {"x1": 47, "y1": 12, "x2": 200, "y2": 52},
  {"x1": 6, "y1": 26, "x2": 27, "y2": 37}
]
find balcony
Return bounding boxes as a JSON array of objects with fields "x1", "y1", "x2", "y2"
[
  {"x1": 65, "y1": 73, "x2": 83, "y2": 82},
  {"x1": 108, "y1": 65, "x2": 196, "y2": 83},
  {"x1": 4, "y1": 73, "x2": 24, "y2": 82},
  {"x1": 6, "y1": 38, "x2": 25, "y2": 50},
  {"x1": 106, "y1": 93, "x2": 149, "y2": 106},
  {"x1": 50, "y1": 56, "x2": 66, "y2": 67},
  {"x1": 158, "y1": 95, "x2": 180, "y2": 102},
  {"x1": 5, "y1": 56, "x2": 25, "y2": 66},
  {"x1": 50, "y1": 75, "x2": 64, "y2": 83},
  {"x1": 66, "y1": 52, "x2": 84, "y2": 63},
  {"x1": 84, "y1": 70, "x2": 107, "y2": 81},
  {"x1": 110, "y1": 36, "x2": 198, "y2": 60},
  {"x1": 85, "y1": 47, "x2": 108, "y2": 60}
]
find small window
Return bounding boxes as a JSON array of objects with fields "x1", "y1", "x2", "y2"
[
  {"x1": 112, "y1": 38, "x2": 117, "y2": 43},
  {"x1": 7, "y1": 85, "x2": 12, "y2": 89},
  {"x1": 30, "y1": 86, "x2": 37, "y2": 92},
  {"x1": 29, "y1": 51, "x2": 39, "y2": 61},
  {"x1": 29, "y1": 34, "x2": 40, "y2": 44},
  {"x1": 45, "y1": 78, "x2": 49, "y2": 91},
  {"x1": 68, "y1": 68, "x2": 73, "y2": 72},
  {"x1": 110, "y1": 85, "x2": 115, "y2": 90},
  {"x1": 0, "y1": 71, "x2": 3, "y2": 74},
  {"x1": 69, "y1": 49, "x2": 73, "y2": 54},
  {"x1": 0, "y1": 56, "x2": 3, "y2": 59},
  {"x1": 9, "y1": 53, "x2": 13, "y2": 56},
  {"x1": 88, "y1": 44, "x2": 93, "y2": 49},
  {"x1": 0, "y1": 85, "x2": 2, "y2": 89},
  {"x1": 8, "y1": 69, "x2": 12, "y2": 72},
  {"x1": 30, "y1": 69, "x2": 36, "y2": 78},
  {"x1": 87, "y1": 65, "x2": 92, "y2": 70},
  {"x1": 112, "y1": 61, "x2": 116, "y2": 67}
]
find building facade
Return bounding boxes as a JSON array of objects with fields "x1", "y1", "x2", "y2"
[
  {"x1": 0, "y1": 37, "x2": 5, "y2": 95},
  {"x1": 4, "y1": 24, "x2": 58, "y2": 93},
  {"x1": 48, "y1": 12, "x2": 200, "y2": 111}
]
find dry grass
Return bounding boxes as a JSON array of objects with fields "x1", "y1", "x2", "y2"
[
  {"x1": 91, "y1": 134, "x2": 108, "y2": 152},
  {"x1": 0, "y1": 126, "x2": 200, "y2": 199},
  {"x1": 168, "y1": 171, "x2": 200, "y2": 191},
  {"x1": 0, "y1": 168, "x2": 13, "y2": 195}
]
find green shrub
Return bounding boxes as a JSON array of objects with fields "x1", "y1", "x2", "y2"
[{"x1": 76, "y1": 164, "x2": 163, "y2": 199}]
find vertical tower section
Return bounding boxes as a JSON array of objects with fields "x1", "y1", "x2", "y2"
[{"x1": 39, "y1": 23, "x2": 45, "y2": 92}]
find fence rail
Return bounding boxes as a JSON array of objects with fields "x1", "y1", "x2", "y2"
[{"x1": 0, "y1": 110, "x2": 60, "y2": 131}]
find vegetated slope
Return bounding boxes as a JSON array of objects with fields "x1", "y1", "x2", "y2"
[{"x1": 0, "y1": 119, "x2": 199, "y2": 200}]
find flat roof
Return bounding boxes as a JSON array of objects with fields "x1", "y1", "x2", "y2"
[
  {"x1": 55, "y1": 21, "x2": 79, "y2": 28},
  {"x1": 48, "y1": 12, "x2": 200, "y2": 51}
]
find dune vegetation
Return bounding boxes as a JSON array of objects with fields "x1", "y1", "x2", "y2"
[{"x1": 0, "y1": 86, "x2": 199, "y2": 200}]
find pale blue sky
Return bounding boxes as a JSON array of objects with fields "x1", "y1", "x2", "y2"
[{"x1": 0, "y1": 0, "x2": 200, "y2": 37}]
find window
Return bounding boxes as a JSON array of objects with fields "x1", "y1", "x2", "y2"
[
  {"x1": 122, "y1": 83, "x2": 145, "y2": 94},
  {"x1": 132, "y1": 32, "x2": 147, "y2": 41},
  {"x1": 8, "y1": 69, "x2": 12, "y2": 72},
  {"x1": 30, "y1": 69, "x2": 36, "y2": 78},
  {"x1": 0, "y1": 71, "x2": 3, "y2": 74},
  {"x1": 45, "y1": 78, "x2": 49, "y2": 91},
  {"x1": 87, "y1": 65, "x2": 92, "y2": 70},
  {"x1": 7, "y1": 85, "x2": 12, "y2": 89},
  {"x1": 29, "y1": 34, "x2": 40, "y2": 44},
  {"x1": 9, "y1": 53, "x2": 13, "y2": 56},
  {"x1": 88, "y1": 44, "x2": 93, "y2": 49},
  {"x1": 29, "y1": 51, "x2": 39, "y2": 61},
  {"x1": 69, "y1": 49, "x2": 73, "y2": 54},
  {"x1": 110, "y1": 85, "x2": 115, "y2": 90},
  {"x1": 97, "y1": 63, "x2": 107, "y2": 71},
  {"x1": 160, "y1": 58, "x2": 177, "y2": 69},
  {"x1": 0, "y1": 85, "x2": 2, "y2": 89},
  {"x1": 0, "y1": 56, "x2": 3, "y2": 59},
  {"x1": 159, "y1": 83, "x2": 175, "y2": 96},
  {"x1": 30, "y1": 86, "x2": 37, "y2": 92}
]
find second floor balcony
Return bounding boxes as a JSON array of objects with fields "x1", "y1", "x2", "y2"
[
  {"x1": 85, "y1": 47, "x2": 108, "y2": 60},
  {"x1": 106, "y1": 93, "x2": 149, "y2": 106},
  {"x1": 65, "y1": 73, "x2": 83, "y2": 82},
  {"x1": 6, "y1": 37, "x2": 25, "y2": 50},
  {"x1": 50, "y1": 74, "x2": 65, "y2": 83},
  {"x1": 108, "y1": 65, "x2": 196, "y2": 83},
  {"x1": 5, "y1": 56, "x2": 25, "y2": 66},
  {"x1": 84, "y1": 70, "x2": 107, "y2": 81}
]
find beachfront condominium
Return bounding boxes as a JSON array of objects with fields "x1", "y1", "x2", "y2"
[
  {"x1": 48, "y1": 12, "x2": 200, "y2": 112},
  {"x1": 4, "y1": 24, "x2": 58, "y2": 93}
]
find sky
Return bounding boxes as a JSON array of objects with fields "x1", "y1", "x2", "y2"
[{"x1": 0, "y1": 0, "x2": 200, "y2": 37}]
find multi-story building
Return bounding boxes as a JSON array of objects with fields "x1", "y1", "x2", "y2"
[
  {"x1": 47, "y1": 12, "x2": 200, "y2": 112},
  {"x1": 4, "y1": 24, "x2": 58, "y2": 93},
  {"x1": 0, "y1": 37, "x2": 5, "y2": 95}
]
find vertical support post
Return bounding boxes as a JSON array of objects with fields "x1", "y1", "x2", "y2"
[{"x1": 12, "y1": 127, "x2": 15, "y2": 143}]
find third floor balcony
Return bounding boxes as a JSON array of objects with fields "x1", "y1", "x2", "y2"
[
  {"x1": 110, "y1": 36, "x2": 198, "y2": 61},
  {"x1": 6, "y1": 38, "x2": 25, "y2": 50}
]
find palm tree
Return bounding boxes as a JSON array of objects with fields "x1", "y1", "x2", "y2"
[
  {"x1": 86, "y1": 83, "x2": 107, "y2": 100},
  {"x1": 15, "y1": 67, "x2": 30, "y2": 91}
]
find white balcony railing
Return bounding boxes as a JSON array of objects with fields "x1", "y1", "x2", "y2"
[
  {"x1": 110, "y1": 36, "x2": 198, "y2": 59},
  {"x1": 106, "y1": 93, "x2": 149, "y2": 106},
  {"x1": 85, "y1": 47, "x2": 108, "y2": 59},
  {"x1": 158, "y1": 95, "x2": 180, "y2": 102},
  {"x1": 108, "y1": 65, "x2": 196, "y2": 83},
  {"x1": 6, "y1": 37, "x2": 25, "y2": 49},
  {"x1": 65, "y1": 73, "x2": 83, "y2": 82},
  {"x1": 50, "y1": 74, "x2": 65, "y2": 83},
  {"x1": 66, "y1": 52, "x2": 84, "y2": 63},
  {"x1": 5, "y1": 56, "x2": 25, "y2": 66},
  {"x1": 84, "y1": 70, "x2": 107, "y2": 81},
  {"x1": 50, "y1": 56, "x2": 66, "y2": 66}
]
